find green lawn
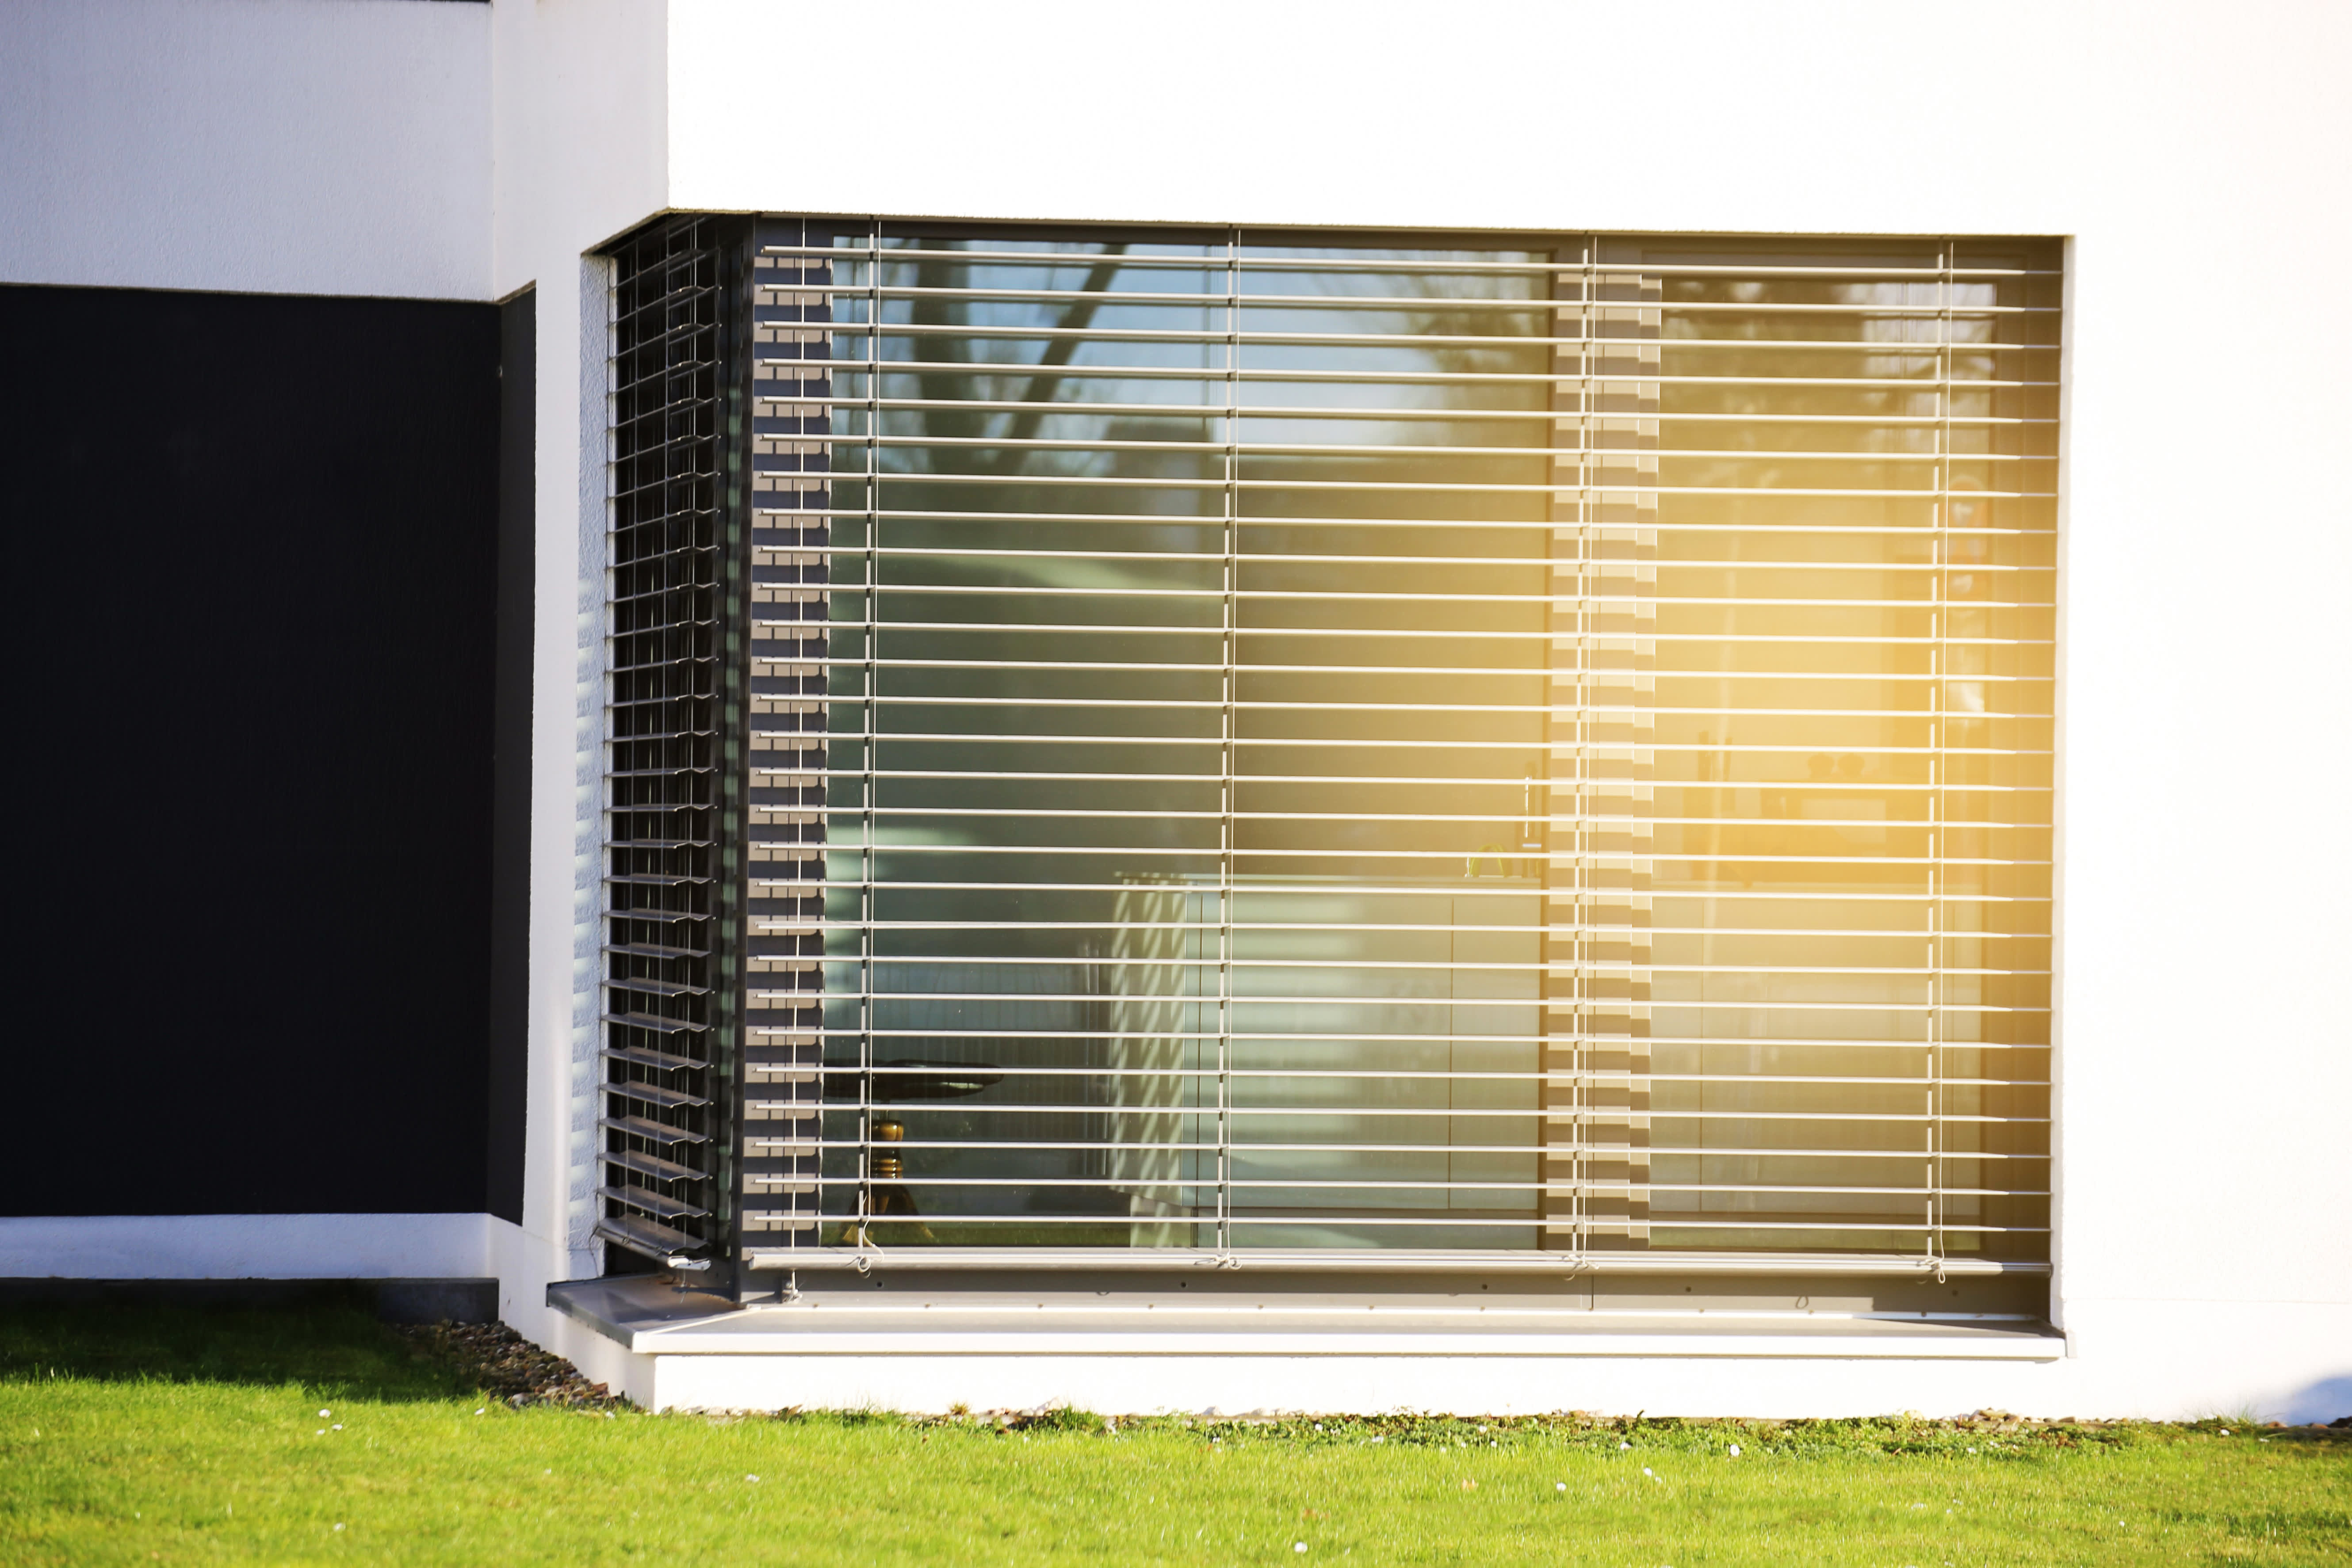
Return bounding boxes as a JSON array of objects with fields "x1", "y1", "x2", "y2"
[{"x1": 2, "y1": 1299, "x2": 2345, "y2": 1566}]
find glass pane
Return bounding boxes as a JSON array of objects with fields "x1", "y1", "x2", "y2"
[{"x1": 754, "y1": 228, "x2": 2057, "y2": 1267}]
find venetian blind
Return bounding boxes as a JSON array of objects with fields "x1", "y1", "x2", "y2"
[{"x1": 627, "y1": 220, "x2": 2057, "y2": 1281}]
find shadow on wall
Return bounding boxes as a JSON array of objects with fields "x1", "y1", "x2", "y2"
[{"x1": 2280, "y1": 1374, "x2": 2352, "y2": 1425}]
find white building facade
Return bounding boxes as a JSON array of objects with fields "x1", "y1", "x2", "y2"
[{"x1": 4, "y1": 0, "x2": 2346, "y2": 1419}]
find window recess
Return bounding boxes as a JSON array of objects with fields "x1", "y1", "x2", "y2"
[{"x1": 605, "y1": 219, "x2": 2058, "y2": 1301}]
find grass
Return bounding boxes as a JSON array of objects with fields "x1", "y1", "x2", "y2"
[{"x1": 2, "y1": 1297, "x2": 2347, "y2": 1565}]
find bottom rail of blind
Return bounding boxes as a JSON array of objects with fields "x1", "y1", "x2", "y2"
[{"x1": 737, "y1": 1247, "x2": 2045, "y2": 1278}]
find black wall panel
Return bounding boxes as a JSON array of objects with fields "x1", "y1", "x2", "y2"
[
  {"x1": 488, "y1": 288, "x2": 535, "y2": 1225},
  {"x1": 1, "y1": 282, "x2": 511, "y2": 1217}
]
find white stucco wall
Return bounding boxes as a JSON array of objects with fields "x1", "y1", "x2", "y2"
[
  {"x1": 0, "y1": 1214, "x2": 496, "y2": 1281},
  {"x1": 487, "y1": 0, "x2": 671, "y2": 1347},
  {"x1": 2, "y1": 0, "x2": 2344, "y2": 1421},
  {"x1": 0, "y1": 0, "x2": 490, "y2": 299},
  {"x1": 644, "y1": 0, "x2": 2352, "y2": 1419}
]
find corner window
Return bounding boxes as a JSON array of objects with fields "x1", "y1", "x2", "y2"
[{"x1": 603, "y1": 220, "x2": 2057, "y2": 1298}]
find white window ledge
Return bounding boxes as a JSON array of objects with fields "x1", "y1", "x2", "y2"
[{"x1": 549, "y1": 1277, "x2": 2064, "y2": 1362}]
